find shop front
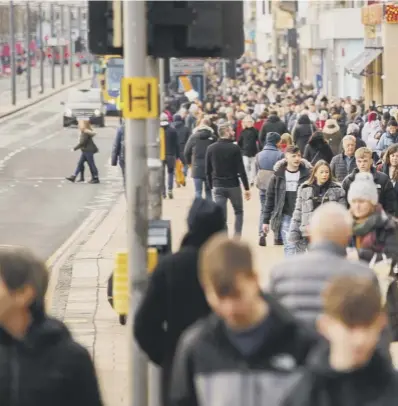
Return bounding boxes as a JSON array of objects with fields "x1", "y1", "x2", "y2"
[{"x1": 345, "y1": 3, "x2": 398, "y2": 108}]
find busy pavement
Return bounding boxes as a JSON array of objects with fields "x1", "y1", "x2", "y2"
[{"x1": 0, "y1": 85, "x2": 122, "y2": 260}]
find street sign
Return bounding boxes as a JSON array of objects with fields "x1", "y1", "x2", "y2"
[
  {"x1": 121, "y1": 77, "x2": 159, "y2": 119},
  {"x1": 170, "y1": 58, "x2": 205, "y2": 76}
]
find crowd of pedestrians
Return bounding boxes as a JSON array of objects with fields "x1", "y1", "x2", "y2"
[{"x1": 132, "y1": 55, "x2": 398, "y2": 406}]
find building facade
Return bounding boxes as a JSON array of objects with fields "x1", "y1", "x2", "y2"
[
  {"x1": 299, "y1": 1, "x2": 366, "y2": 97},
  {"x1": 346, "y1": 1, "x2": 398, "y2": 108}
]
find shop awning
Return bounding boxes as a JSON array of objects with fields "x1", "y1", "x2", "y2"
[{"x1": 345, "y1": 48, "x2": 383, "y2": 78}]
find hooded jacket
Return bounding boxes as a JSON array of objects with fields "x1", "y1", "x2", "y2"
[
  {"x1": 0, "y1": 316, "x2": 103, "y2": 406},
  {"x1": 134, "y1": 199, "x2": 225, "y2": 406},
  {"x1": 292, "y1": 115, "x2": 315, "y2": 155},
  {"x1": 170, "y1": 294, "x2": 319, "y2": 406},
  {"x1": 259, "y1": 115, "x2": 288, "y2": 147},
  {"x1": 161, "y1": 120, "x2": 179, "y2": 158},
  {"x1": 184, "y1": 125, "x2": 216, "y2": 179},
  {"x1": 73, "y1": 130, "x2": 98, "y2": 154},
  {"x1": 282, "y1": 343, "x2": 398, "y2": 406},
  {"x1": 303, "y1": 133, "x2": 334, "y2": 165},
  {"x1": 263, "y1": 159, "x2": 311, "y2": 233}
]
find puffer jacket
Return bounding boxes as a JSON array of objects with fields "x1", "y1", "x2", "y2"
[
  {"x1": 73, "y1": 130, "x2": 98, "y2": 153},
  {"x1": 184, "y1": 125, "x2": 216, "y2": 179},
  {"x1": 377, "y1": 132, "x2": 398, "y2": 154},
  {"x1": 288, "y1": 181, "x2": 346, "y2": 243},
  {"x1": 330, "y1": 153, "x2": 357, "y2": 183}
]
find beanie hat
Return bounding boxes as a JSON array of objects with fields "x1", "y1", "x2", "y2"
[
  {"x1": 347, "y1": 173, "x2": 378, "y2": 205},
  {"x1": 368, "y1": 111, "x2": 377, "y2": 123},
  {"x1": 266, "y1": 132, "x2": 281, "y2": 146}
]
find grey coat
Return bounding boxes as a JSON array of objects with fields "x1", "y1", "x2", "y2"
[
  {"x1": 268, "y1": 242, "x2": 377, "y2": 327},
  {"x1": 289, "y1": 181, "x2": 346, "y2": 243},
  {"x1": 330, "y1": 153, "x2": 357, "y2": 183}
]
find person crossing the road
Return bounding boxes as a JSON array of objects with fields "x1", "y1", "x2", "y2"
[{"x1": 66, "y1": 120, "x2": 100, "y2": 184}]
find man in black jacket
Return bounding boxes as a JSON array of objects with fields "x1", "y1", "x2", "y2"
[
  {"x1": 205, "y1": 123, "x2": 250, "y2": 237},
  {"x1": 259, "y1": 111, "x2": 288, "y2": 148},
  {"x1": 342, "y1": 147, "x2": 396, "y2": 215},
  {"x1": 169, "y1": 235, "x2": 319, "y2": 406},
  {"x1": 184, "y1": 118, "x2": 216, "y2": 200},
  {"x1": 134, "y1": 199, "x2": 225, "y2": 406},
  {"x1": 282, "y1": 276, "x2": 398, "y2": 406},
  {"x1": 161, "y1": 112, "x2": 179, "y2": 199},
  {"x1": 0, "y1": 246, "x2": 103, "y2": 406}
]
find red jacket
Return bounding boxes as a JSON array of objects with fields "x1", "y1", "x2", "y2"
[
  {"x1": 235, "y1": 120, "x2": 244, "y2": 142},
  {"x1": 254, "y1": 119, "x2": 265, "y2": 132}
]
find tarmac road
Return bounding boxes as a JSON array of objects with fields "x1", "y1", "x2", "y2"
[{"x1": 0, "y1": 84, "x2": 123, "y2": 261}]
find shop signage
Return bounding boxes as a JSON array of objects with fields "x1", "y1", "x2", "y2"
[
  {"x1": 364, "y1": 23, "x2": 382, "y2": 48},
  {"x1": 361, "y1": 3, "x2": 384, "y2": 25},
  {"x1": 386, "y1": 4, "x2": 398, "y2": 23}
]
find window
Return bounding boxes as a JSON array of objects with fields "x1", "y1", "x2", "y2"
[{"x1": 262, "y1": 0, "x2": 271, "y2": 14}]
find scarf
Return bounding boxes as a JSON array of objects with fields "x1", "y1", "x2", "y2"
[{"x1": 352, "y1": 207, "x2": 387, "y2": 250}]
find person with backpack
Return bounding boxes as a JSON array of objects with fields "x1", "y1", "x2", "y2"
[{"x1": 255, "y1": 132, "x2": 284, "y2": 247}]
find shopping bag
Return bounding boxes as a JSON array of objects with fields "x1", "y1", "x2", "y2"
[
  {"x1": 175, "y1": 159, "x2": 185, "y2": 186},
  {"x1": 370, "y1": 254, "x2": 394, "y2": 306}
]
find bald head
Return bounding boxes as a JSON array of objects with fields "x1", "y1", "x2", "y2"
[{"x1": 309, "y1": 202, "x2": 353, "y2": 247}]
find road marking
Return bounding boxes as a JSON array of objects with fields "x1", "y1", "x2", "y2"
[{"x1": 45, "y1": 209, "x2": 107, "y2": 311}]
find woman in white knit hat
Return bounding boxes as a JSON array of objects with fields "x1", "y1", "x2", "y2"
[{"x1": 348, "y1": 172, "x2": 398, "y2": 264}]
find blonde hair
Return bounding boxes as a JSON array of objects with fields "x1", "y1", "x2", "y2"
[
  {"x1": 355, "y1": 147, "x2": 373, "y2": 159},
  {"x1": 79, "y1": 120, "x2": 92, "y2": 132},
  {"x1": 281, "y1": 133, "x2": 293, "y2": 145}
]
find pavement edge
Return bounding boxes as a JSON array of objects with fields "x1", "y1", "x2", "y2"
[
  {"x1": 45, "y1": 209, "x2": 108, "y2": 311},
  {"x1": 0, "y1": 75, "x2": 92, "y2": 119}
]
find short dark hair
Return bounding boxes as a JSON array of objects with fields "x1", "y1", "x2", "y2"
[
  {"x1": 285, "y1": 145, "x2": 301, "y2": 155},
  {"x1": 270, "y1": 110, "x2": 278, "y2": 116},
  {"x1": 199, "y1": 233, "x2": 255, "y2": 297},
  {"x1": 322, "y1": 276, "x2": 382, "y2": 327},
  {"x1": 0, "y1": 246, "x2": 49, "y2": 311},
  {"x1": 388, "y1": 119, "x2": 397, "y2": 127}
]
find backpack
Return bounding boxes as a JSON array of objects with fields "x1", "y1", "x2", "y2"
[{"x1": 255, "y1": 155, "x2": 274, "y2": 190}]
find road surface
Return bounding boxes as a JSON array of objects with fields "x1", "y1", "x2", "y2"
[{"x1": 0, "y1": 86, "x2": 122, "y2": 261}]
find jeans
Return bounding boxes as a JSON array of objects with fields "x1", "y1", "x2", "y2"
[
  {"x1": 213, "y1": 186, "x2": 243, "y2": 236},
  {"x1": 243, "y1": 155, "x2": 256, "y2": 184},
  {"x1": 75, "y1": 152, "x2": 99, "y2": 179},
  {"x1": 281, "y1": 215, "x2": 296, "y2": 256},
  {"x1": 259, "y1": 190, "x2": 266, "y2": 235},
  {"x1": 193, "y1": 178, "x2": 212, "y2": 200},
  {"x1": 163, "y1": 156, "x2": 176, "y2": 195},
  {"x1": 73, "y1": 153, "x2": 87, "y2": 179}
]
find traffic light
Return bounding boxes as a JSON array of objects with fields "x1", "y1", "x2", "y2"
[
  {"x1": 88, "y1": 1, "x2": 123, "y2": 56},
  {"x1": 88, "y1": 1, "x2": 244, "y2": 58}
]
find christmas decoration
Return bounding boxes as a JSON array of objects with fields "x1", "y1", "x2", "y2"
[{"x1": 386, "y1": 4, "x2": 398, "y2": 23}]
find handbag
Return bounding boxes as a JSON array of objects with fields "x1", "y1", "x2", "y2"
[
  {"x1": 255, "y1": 155, "x2": 273, "y2": 190},
  {"x1": 370, "y1": 253, "x2": 394, "y2": 307},
  {"x1": 175, "y1": 159, "x2": 185, "y2": 186}
]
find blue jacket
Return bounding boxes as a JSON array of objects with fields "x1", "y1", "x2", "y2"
[
  {"x1": 256, "y1": 144, "x2": 284, "y2": 171},
  {"x1": 111, "y1": 125, "x2": 125, "y2": 168},
  {"x1": 377, "y1": 131, "x2": 398, "y2": 153}
]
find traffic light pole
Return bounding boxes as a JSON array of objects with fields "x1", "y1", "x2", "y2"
[
  {"x1": 147, "y1": 57, "x2": 162, "y2": 406},
  {"x1": 123, "y1": 2, "x2": 149, "y2": 406}
]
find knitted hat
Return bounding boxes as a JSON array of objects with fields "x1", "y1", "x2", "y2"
[
  {"x1": 266, "y1": 132, "x2": 281, "y2": 146},
  {"x1": 347, "y1": 173, "x2": 378, "y2": 205}
]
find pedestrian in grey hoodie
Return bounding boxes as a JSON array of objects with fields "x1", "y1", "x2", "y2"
[{"x1": 255, "y1": 132, "x2": 284, "y2": 247}]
